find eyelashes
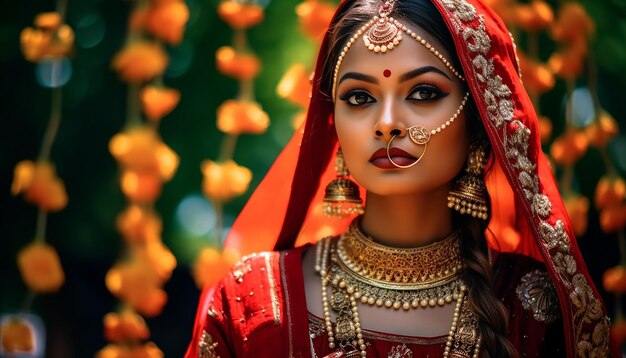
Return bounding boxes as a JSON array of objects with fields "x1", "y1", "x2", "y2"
[
  {"x1": 339, "y1": 89, "x2": 376, "y2": 106},
  {"x1": 338, "y1": 84, "x2": 449, "y2": 106},
  {"x1": 407, "y1": 84, "x2": 448, "y2": 102}
]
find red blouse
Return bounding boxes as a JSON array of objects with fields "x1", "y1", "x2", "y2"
[{"x1": 186, "y1": 243, "x2": 566, "y2": 357}]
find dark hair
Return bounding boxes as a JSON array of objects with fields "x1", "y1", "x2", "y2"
[{"x1": 319, "y1": 1, "x2": 518, "y2": 356}]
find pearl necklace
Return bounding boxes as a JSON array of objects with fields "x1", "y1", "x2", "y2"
[{"x1": 315, "y1": 234, "x2": 482, "y2": 357}]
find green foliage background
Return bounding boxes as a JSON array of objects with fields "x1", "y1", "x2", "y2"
[{"x1": 1, "y1": 0, "x2": 625, "y2": 356}]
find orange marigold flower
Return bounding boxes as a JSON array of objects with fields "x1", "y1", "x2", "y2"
[
  {"x1": 296, "y1": 0, "x2": 336, "y2": 41},
  {"x1": 138, "y1": 242, "x2": 177, "y2": 282},
  {"x1": 145, "y1": 0, "x2": 189, "y2": 45},
  {"x1": 11, "y1": 160, "x2": 36, "y2": 196},
  {"x1": 155, "y1": 143, "x2": 179, "y2": 181},
  {"x1": 612, "y1": 319, "x2": 626, "y2": 346},
  {"x1": 109, "y1": 127, "x2": 160, "y2": 170},
  {"x1": 20, "y1": 12, "x2": 74, "y2": 62},
  {"x1": 96, "y1": 342, "x2": 163, "y2": 358},
  {"x1": 483, "y1": 0, "x2": 515, "y2": 23},
  {"x1": 140, "y1": 86, "x2": 181, "y2": 122},
  {"x1": 513, "y1": 1, "x2": 554, "y2": 32},
  {"x1": 537, "y1": 115, "x2": 553, "y2": 144},
  {"x1": 586, "y1": 111, "x2": 619, "y2": 148},
  {"x1": 132, "y1": 288, "x2": 168, "y2": 318},
  {"x1": 217, "y1": 99, "x2": 269, "y2": 135},
  {"x1": 35, "y1": 12, "x2": 62, "y2": 30},
  {"x1": 218, "y1": 1, "x2": 264, "y2": 29},
  {"x1": 11, "y1": 160, "x2": 68, "y2": 212},
  {"x1": 517, "y1": 52, "x2": 555, "y2": 95},
  {"x1": 121, "y1": 170, "x2": 163, "y2": 203},
  {"x1": 563, "y1": 194, "x2": 589, "y2": 237},
  {"x1": 193, "y1": 247, "x2": 240, "y2": 288},
  {"x1": 129, "y1": 7, "x2": 148, "y2": 31},
  {"x1": 103, "y1": 309, "x2": 150, "y2": 343},
  {"x1": 292, "y1": 109, "x2": 307, "y2": 130},
  {"x1": 112, "y1": 41, "x2": 168, "y2": 83},
  {"x1": 599, "y1": 204, "x2": 626, "y2": 234},
  {"x1": 595, "y1": 176, "x2": 626, "y2": 210},
  {"x1": 215, "y1": 46, "x2": 261, "y2": 80},
  {"x1": 0, "y1": 318, "x2": 34, "y2": 353},
  {"x1": 547, "y1": 46, "x2": 586, "y2": 80},
  {"x1": 603, "y1": 266, "x2": 626, "y2": 294},
  {"x1": 109, "y1": 127, "x2": 179, "y2": 180},
  {"x1": 116, "y1": 205, "x2": 162, "y2": 244},
  {"x1": 17, "y1": 242, "x2": 65, "y2": 293},
  {"x1": 21, "y1": 24, "x2": 74, "y2": 63},
  {"x1": 192, "y1": 247, "x2": 228, "y2": 288},
  {"x1": 105, "y1": 260, "x2": 167, "y2": 317},
  {"x1": 277, "y1": 63, "x2": 312, "y2": 107},
  {"x1": 201, "y1": 160, "x2": 252, "y2": 202},
  {"x1": 551, "y1": 2, "x2": 594, "y2": 44},
  {"x1": 549, "y1": 130, "x2": 588, "y2": 166}
]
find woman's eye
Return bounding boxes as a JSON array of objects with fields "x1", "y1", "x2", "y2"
[
  {"x1": 340, "y1": 91, "x2": 375, "y2": 106},
  {"x1": 408, "y1": 86, "x2": 445, "y2": 101}
]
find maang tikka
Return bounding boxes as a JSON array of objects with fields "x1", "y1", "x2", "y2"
[
  {"x1": 331, "y1": 0, "x2": 465, "y2": 101},
  {"x1": 323, "y1": 148, "x2": 365, "y2": 218},
  {"x1": 447, "y1": 142, "x2": 489, "y2": 220}
]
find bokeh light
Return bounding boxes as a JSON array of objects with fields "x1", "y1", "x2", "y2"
[
  {"x1": 567, "y1": 87, "x2": 595, "y2": 128},
  {"x1": 75, "y1": 13, "x2": 105, "y2": 49},
  {"x1": 610, "y1": 135, "x2": 626, "y2": 172},
  {"x1": 175, "y1": 194, "x2": 215, "y2": 237},
  {"x1": 165, "y1": 40, "x2": 194, "y2": 78},
  {"x1": 35, "y1": 57, "x2": 72, "y2": 88}
]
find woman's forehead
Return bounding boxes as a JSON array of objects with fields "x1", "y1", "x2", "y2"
[{"x1": 337, "y1": 22, "x2": 454, "y2": 79}]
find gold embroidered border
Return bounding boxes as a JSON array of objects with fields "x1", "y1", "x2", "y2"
[
  {"x1": 434, "y1": 0, "x2": 611, "y2": 356},
  {"x1": 198, "y1": 330, "x2": 220, "y2": 358},
  {"x1": 263, "y1": 252, "x2": 281, "y2": 325},
  {"x1": 280, "y1": 251, "x2": 296, "y2": 358}
]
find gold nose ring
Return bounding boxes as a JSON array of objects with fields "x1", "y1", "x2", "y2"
[{"x1": 386, "y1": 134, "x2": 427, "y2": 169}]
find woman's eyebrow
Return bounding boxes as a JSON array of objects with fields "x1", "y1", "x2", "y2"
[
  {"x1": 338, "y1": 66, "x2": 452, "y2": 87},
  {"x1": 338, "y1": 72, "x2": 378, "y2": 86},
  {"x1": 399, "y1": 66, "x2": 451, "y2": 82}
]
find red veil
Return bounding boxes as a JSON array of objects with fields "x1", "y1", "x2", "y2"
[{"x1": 197, "y1": 0, "x2": 616, "y2": 356}]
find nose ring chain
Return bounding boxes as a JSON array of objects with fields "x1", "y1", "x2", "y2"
[{"x1": 386, "y1": 92, "x2": 470, "y2": 169}]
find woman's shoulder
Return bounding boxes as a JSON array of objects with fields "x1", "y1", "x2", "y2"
[
  {"x1": 492, "y1": 252, "x2": 566, "y2": 356},
  {"x1": 492, "y1": 252, "x2": 560, "y2": 322},
  {"x1": 204, "y1": 244, "x2": 310, "y2": 319}
]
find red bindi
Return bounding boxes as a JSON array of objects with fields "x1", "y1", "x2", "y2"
[{"x1": 383, "y1": 69, "x2": 391, "y2": 78}]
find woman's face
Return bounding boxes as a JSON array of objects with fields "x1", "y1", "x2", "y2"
[{"x1": 333, "y1": 22, "x2": 470, "y2": 197}]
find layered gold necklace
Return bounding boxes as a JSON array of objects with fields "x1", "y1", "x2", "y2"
[{"x1": 315, "y1": 221, "x2": 482, "y2": 358}]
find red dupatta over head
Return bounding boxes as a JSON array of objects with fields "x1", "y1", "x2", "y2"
[{"x1": 217, "y1": 0, "x2": 616, "y2": 356}]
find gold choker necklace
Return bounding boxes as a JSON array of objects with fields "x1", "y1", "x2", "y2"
[
  {"x1": 338, "y1": 221, "x2": 464, "y2": 290},
  {"x1": 315, "y1": 222, "x2": 481, "y2": 358}
]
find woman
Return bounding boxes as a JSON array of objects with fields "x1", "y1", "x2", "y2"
[{"x1": 187, "y1": 0, "x2": 617, "y2": 357}]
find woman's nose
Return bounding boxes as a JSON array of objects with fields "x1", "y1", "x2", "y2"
[{"x1": 373, "y1": 99, "x2": 407, "y2": 141}]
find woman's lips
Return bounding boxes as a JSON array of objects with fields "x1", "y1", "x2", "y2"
[{"x1": 369, "y1": 147, "x2": 417, "y2": 169}]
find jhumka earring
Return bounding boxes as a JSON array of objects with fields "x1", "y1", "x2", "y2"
[
  {"x1": 447, "y1": 142, "x2": 489, "y2": 220},
  {"x1": 323, "y1": 148, "x2": 365, "y2": 218}
]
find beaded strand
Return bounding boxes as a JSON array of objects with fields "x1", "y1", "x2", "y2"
[{"x1": 331, "y1": 17, "x2": 466, "y2": 100}]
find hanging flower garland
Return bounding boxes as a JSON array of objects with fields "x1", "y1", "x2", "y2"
[
  {"x1": 97, "y1": 0, "x2": 188, "y2": 356},
  {"x1": 3, "y1": 4, "x2": 72, "y2": 355},
  {"x1": 276, "y1": 0, "x2": 335, "y2": 129},
  {"x1": 489, "y1": 0, "x2": 626, "y2": 348},
  {"x1": 193, "y1": 0, "x2": 273, "y2": 289}
]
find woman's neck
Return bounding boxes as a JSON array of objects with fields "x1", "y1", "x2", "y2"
[{"x1": 360, "y1": 185, "x2": 454, "y2": 248}]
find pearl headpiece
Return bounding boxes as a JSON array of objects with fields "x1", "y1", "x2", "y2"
[{"x1": 331, "y1": 0, "x2": 465, "y2": 100}]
